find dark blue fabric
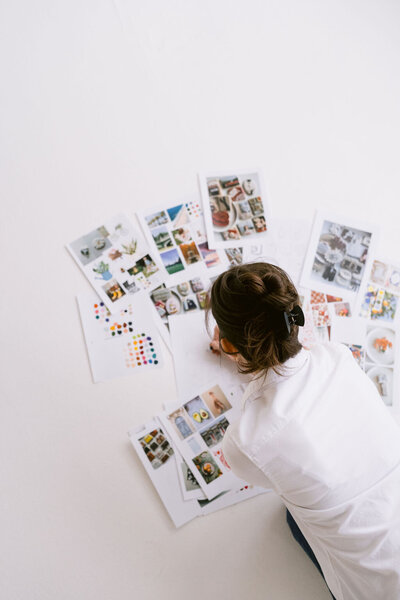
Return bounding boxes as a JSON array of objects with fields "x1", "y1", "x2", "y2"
[{"x1": 286, "y1": 510, "x2": 336, "y2": 599}]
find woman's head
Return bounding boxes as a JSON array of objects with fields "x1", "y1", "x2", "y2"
[{"x1": 208, "y1": 263, "x2": 302, "y2": 375}]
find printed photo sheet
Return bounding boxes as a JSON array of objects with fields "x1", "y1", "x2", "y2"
[
  {"x1": 198, "y1": 169, "x2": 270, "y2": 249},
  {"x1": 331, "y1": 316, "x2": 399, "y2": 410},
  {"x1": 158, "y1": 383, "x2": 247, "y2": 500},
  {"x1": 299, "y1": 287, "x2": 353, "y2": 345},
  {"x1": 77, "y1": 290, "x2": 163, "y2": 383},
  {"x1": 129, "y1": 419, "x2": 201, "y2": 527},
  {"x1": 357, "y1": 258, "x2": 400, "y2": 326},
  {"x1": 148, "y1": 272, "x2": 213, "y2": 351},
  {"x1": 67, "y1": 214, "x2": 163, "y2": 312},
  {"x1": 129, "y1": 419, "x2": 269, "y2": 528},
  {"x1": 300, "y1": 210, "x2": 378, "y2": 301},
  {"x1": 137, "y1": 200, "x2": 227, "y2": 285},
  {"x1": 168, "y1": 311, "x2": 250, "y2": 400}
]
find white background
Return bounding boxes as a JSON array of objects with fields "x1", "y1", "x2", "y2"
[{"x1": 1, "y1": 1, "x2": 400, "y2": 599}]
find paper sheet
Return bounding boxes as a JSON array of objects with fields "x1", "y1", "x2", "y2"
[
  {"x1": 67, "y1": 213, "x2": 163, "y2": 312},
  {"x1": 77, "y1": 290, "x2": 163, "y2": 382},
  {"x1": 129, "y1": 419, "x2": 269, "y2": 528},
  {"x1": 356, "y1": 257, "x2": 400, "y2": 326},
  {"x1": 168, "y1": 311, "x2": 250, "y2": 400},
  {"x1": 300, "y1": 210, "x2": 379, "y2": 301},
  {"x1": 158, "y1": 383, "x2": 248, "y2": 500},
  {"x1": 198, "y1": 169, "x2": 271, "y2": 249},
  {"x1": 137, "y1": 199, "x2": 228, "y2": 284},
  {"x1": 331, "y1": 316, "x2": 399, "y2": 409}
]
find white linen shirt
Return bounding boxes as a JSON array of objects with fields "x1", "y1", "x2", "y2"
[{"x1": 223, "y1": 343, "x2": 400, "y2": 600}]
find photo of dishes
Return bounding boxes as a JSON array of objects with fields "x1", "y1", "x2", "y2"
[
  {"x1": 199, "y1": 170, "x2": 269, "y2": 248},
  {"x1": 310, "y1": 220, "x2": 372, "y2": 292},
  {"x1": 192, "y1": 451, "x2": 222, "y2": 484},
  {"x1": 149, "y1": 278, "x2": 209, "y2": 326},
  {"x1": 364, "y1": 326, "x2": 396, "y2": 406},
  {"x1": 139, "y1": 428, "x2": 174, "y2": 470}
]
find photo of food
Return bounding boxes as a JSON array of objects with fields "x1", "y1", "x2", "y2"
[
  {"x1": 344, "y1": 344, "x2": 365, "y2": 369},
  {"x1": 160, "y1": 248, "x2": 185, "y2": 275},
  {"x1": 139, "y1": 428, "x2": 174, "y2": 470},
  {"x1": 183, "y1": 396, "x2": 213, "y2": 430},
  {"x1": 192, "y1": 451, "x2": 223, "y2": 484},
  {"x1": 103, "y1": 279, "x2": 126, "y2": 302},
  {"x1": 310, "y1": 220, "x2": 372, "y2": 292},
  {"x1": 201, "y1": 385, "x2": 232, "y2": 418}
]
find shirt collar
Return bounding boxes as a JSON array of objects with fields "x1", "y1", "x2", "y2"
[{"x1": 242, "y1": 348, "x2": 310, "y2": 407}]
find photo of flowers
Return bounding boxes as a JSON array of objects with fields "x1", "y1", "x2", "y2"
[
  {"x1": 358, "y1": 259, "x2": 400, "y2": 324},
  {"x1": 198, "y1": 169, "x2": 269, "y2": 249}
]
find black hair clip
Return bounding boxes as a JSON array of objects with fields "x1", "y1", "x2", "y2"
[{"x1": 283, "y1": 305, "x2": 305, "y2": 337}]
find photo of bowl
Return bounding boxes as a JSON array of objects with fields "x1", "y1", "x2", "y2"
[
  {"x1": 366, "y1": 327, "x2": 395, "y2": 365},
  {"x1": 366, "y1": 366, "x2": 393, "y2": 406},
  {"x1": 165, "y1": 291, "x2": 182, "y2": 315},
  {"x1": 202, "y1": 462, "x2": 215, "y2": 476}
]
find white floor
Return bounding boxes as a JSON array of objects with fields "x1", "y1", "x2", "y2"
[{"x1": 2, "y1": 2, "x2": 400, "y2": 599}]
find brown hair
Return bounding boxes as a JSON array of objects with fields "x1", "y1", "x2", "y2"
[{"x1": 207, "y1": 263, "x2": 302, "y2": 376}]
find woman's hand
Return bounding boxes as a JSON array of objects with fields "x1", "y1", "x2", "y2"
[{"x1": 209, "y1": 326, "x2": 221, "y2": 355}]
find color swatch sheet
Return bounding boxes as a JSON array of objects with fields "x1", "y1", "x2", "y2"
[{"x1": 77, "y1": 290, "x2": 163, "y2": 382}]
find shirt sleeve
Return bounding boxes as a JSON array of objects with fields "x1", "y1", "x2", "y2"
[{"x1": 222, "y1": 426, "x2": 274, "y2": 489}]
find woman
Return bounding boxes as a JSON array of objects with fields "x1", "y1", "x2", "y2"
[{"x1": 208, "y1": 263, "x2": 400, "y2": 600}]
